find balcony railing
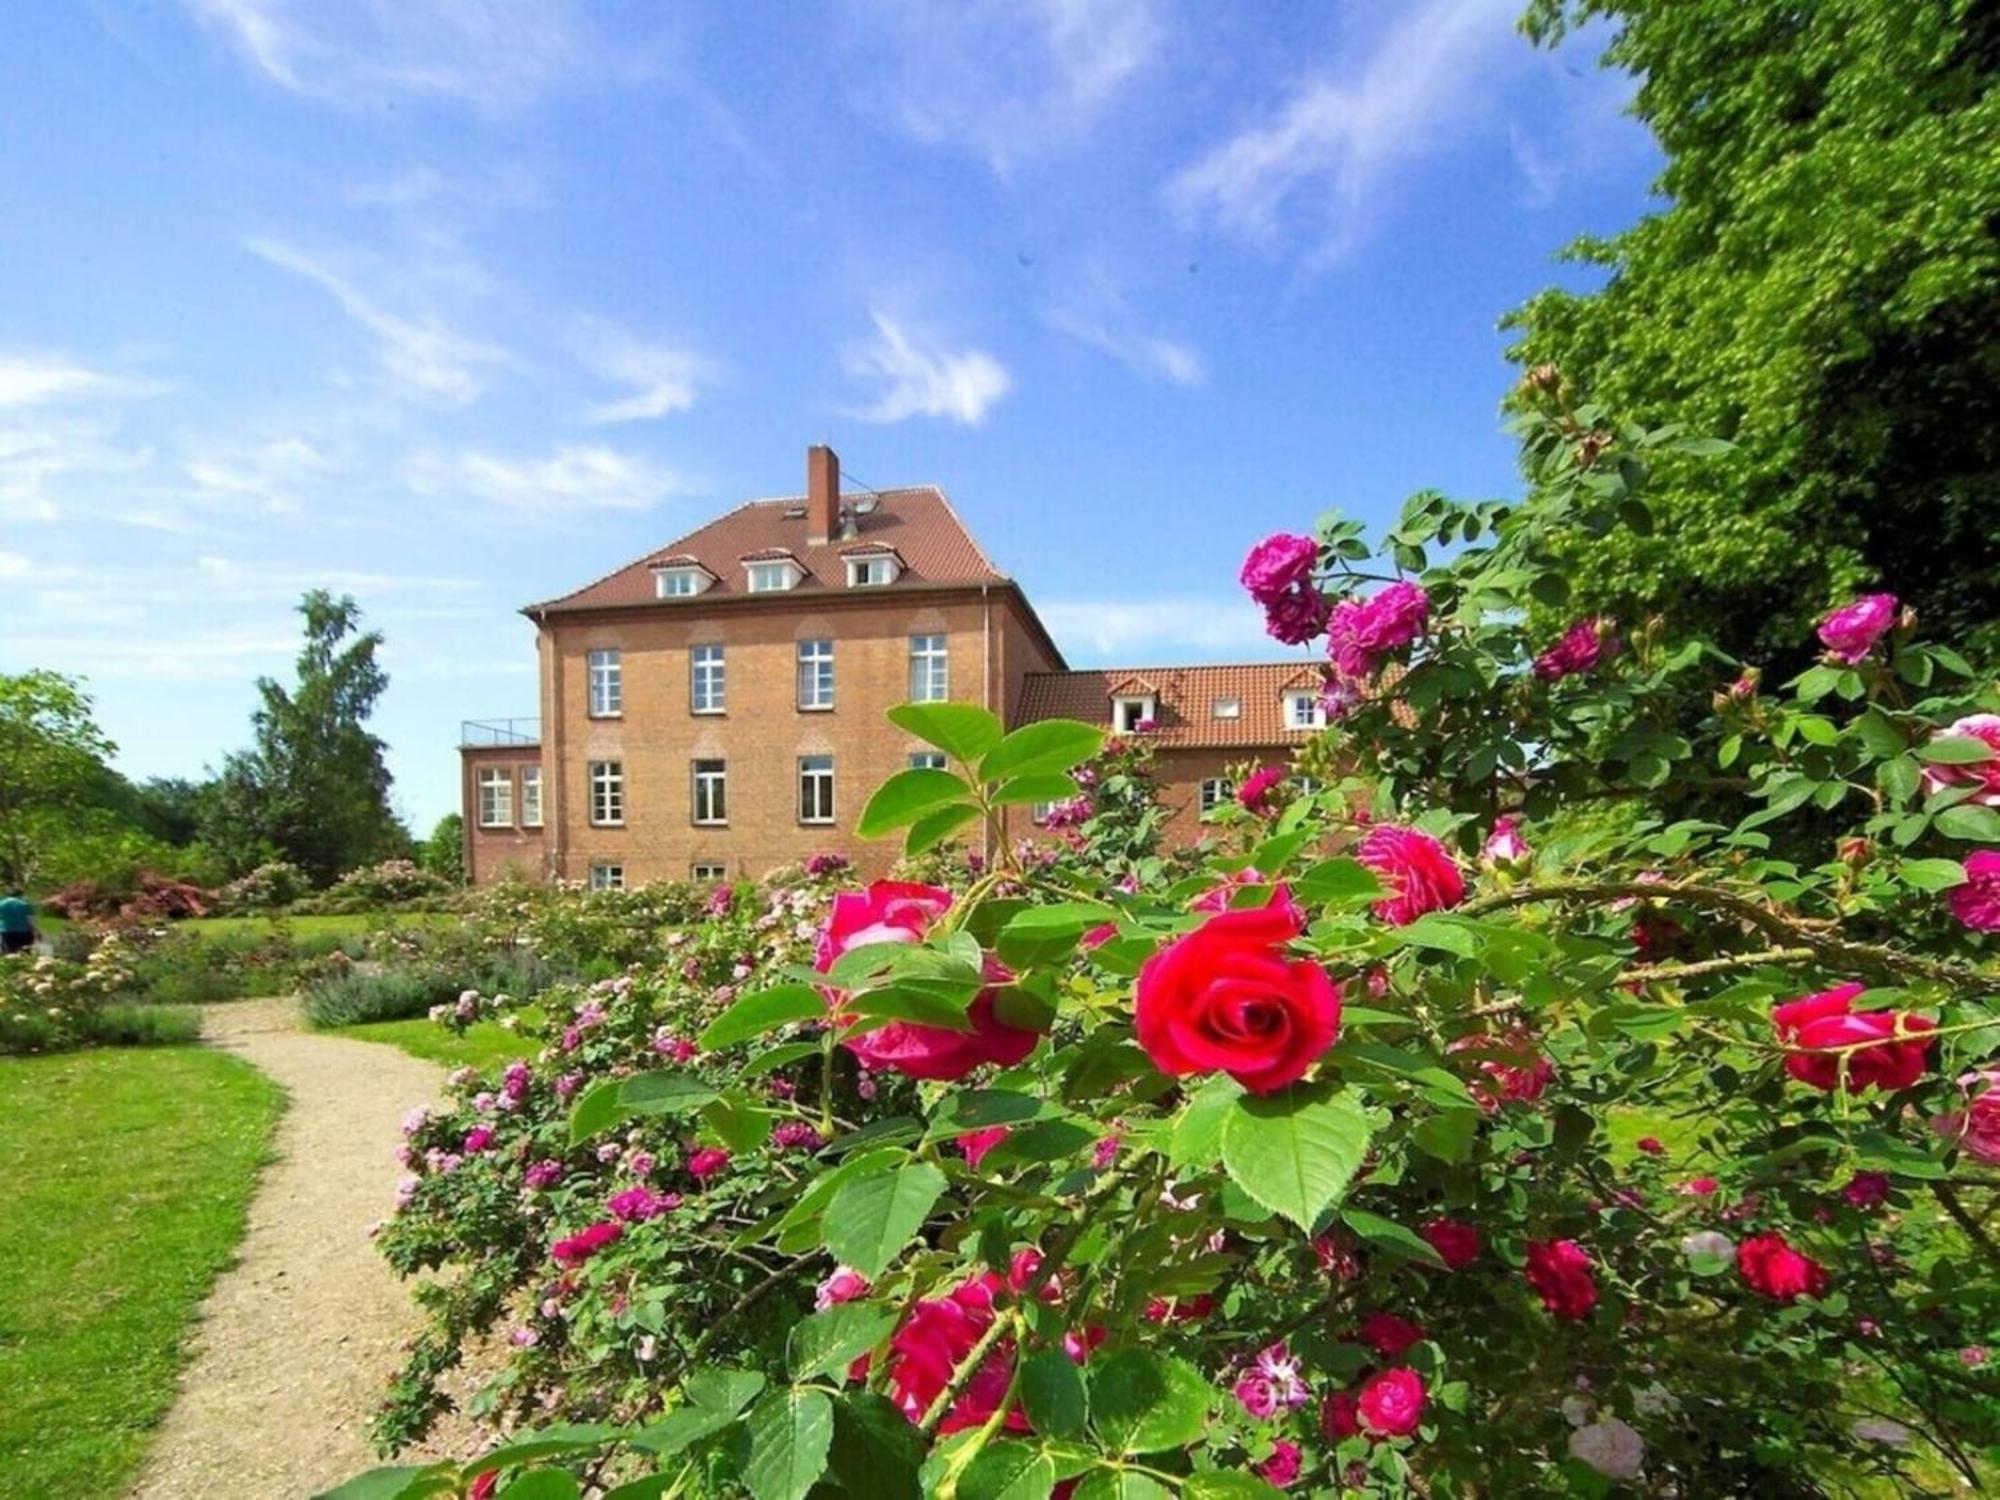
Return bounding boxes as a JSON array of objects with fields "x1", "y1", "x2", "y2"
[{"x1": 461, "y1": 717, "x2": 541, "y2": 748}]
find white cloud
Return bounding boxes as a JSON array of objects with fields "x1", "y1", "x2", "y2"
[
  {"x1": 247, "y1": 237, "x2": 510, "y2": 405},
  {"x1": 403, "y1": 445, "x2": 686, "y2": 516},
  {"x1": 1039, "y1": 597, "x2": 1276, "y2": 659},
  {"x1": 845, "y1": 312, "x2": 1011, "y2": 426},
  {"x1": 1168, "y1": 0, "x2": 1524, "y2": 261},
  {"x1": 182, "y1": 437, "x2": 330, "y2": 515},
  {"x1": 0, "y1": 417, "x2": 154, "y2": 523},
  {"x1": 0, "y1": 551, "x2": 30, "y2": 578},
  {"x1": 573, "y1": 317, "x2": 711, "y2": 424},
  {"x1": 1045, "y1": 273, "x2": 1203, "y2": 386},
  {"x1": 0, "y1": 351, "x2": 164, "y2": 408},
  {"x1": 842, "y1": 0, "x2": 1163, "y2": 170},
  {"x1": 183, "y1": 0, "x2": 592, "y2": 113}
]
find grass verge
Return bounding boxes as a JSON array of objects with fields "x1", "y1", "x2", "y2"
[
  {"x1": 0, "y1": 1047, "x2": 284, "y2": 1495},
  {"x1": 340, "y1": 1017, "x2": 532, "y2": 1069}
]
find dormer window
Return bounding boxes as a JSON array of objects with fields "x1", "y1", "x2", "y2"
[
  {"x1": 1285, "y1": 690, "x2": 1326, "y2": 730},
  {"x1": 1213, "y1": 696, "x2": 1242, "y2": 720},
  {"x1": 746, "y1": 559, "x2": 802, "y2": 593},
  {"x1": 653, "y1": 566, "x2": 712, "y2": 599},
  {"x1": 1112, "y1": 695, "x2": 1156, "y2": 733},
  {"x1": 845, "y1": 554, "x2": 899, "y2": 587}
]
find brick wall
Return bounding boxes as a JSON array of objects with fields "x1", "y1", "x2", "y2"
[{"x1": 462, "y1": 744, "x2": 549, "y2": 885}]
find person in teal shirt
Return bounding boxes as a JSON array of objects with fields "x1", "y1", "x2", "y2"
[{"x1": 0, "y1": 890, "x2": 35, "y2": 955}]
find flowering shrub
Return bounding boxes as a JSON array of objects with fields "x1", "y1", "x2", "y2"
[
  {"x1": 0, "y1": 933, "x2": 143, "y2": 1052},
  {"x1": 341, "y1": 408, "x2": 1997, "y2": 1499},
  {"x1": 212, "y1": 859, "x2": 314, "y2": 914},
  {"x1": 295, "y1": 858, "x2": 454, "y2": 914}
]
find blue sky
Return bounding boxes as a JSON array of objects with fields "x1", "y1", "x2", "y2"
[{"x1": 0, "y1": 1, "x2": 1658, "y2": 833}]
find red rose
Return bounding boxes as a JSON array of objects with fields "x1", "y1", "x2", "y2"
[
  {"x1": 1420, "y1": 1218, "x2": 1480, "y2": 1270},
  {"x1": 1356, "y1": 1367, "x2": 1427, "y2": 1438},
  {"x1": 550, "y1": 1219, "x2": 623, "y2": 1268},
  {"x1": 885, "y1": 1273, "x2": 1029, "y2": 1435},
  {"x1": 1135, "y1": 903, "x2": 1342, "y2": 1094},
  {"x1": 1771, "y1": 982, "x2": 1933, "y2": 1093},
  {"x1": 1448, "y1": 1026, "x2": 1556, "y2": 1111},
  {"x1": 1359, "y1": 1311, "x2": 1425, "y2": 1358},
  {"x1": 1524, "y1": 1238, "x2": 1598, "y2": 1320},
  {"x1": 1320, "y1": 1389, "x2": 1361, "y2": 1440},
  {"x1": 1737, "y1": 1231, "x2": 1830, "y2": 1302},
  {"x1": 1356, "y1": 825, "x2": 1465, "y2": 926}
]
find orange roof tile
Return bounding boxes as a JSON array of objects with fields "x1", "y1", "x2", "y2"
[
  {"x1": 531, "y1": 486, "x2": 1007, "y2": 613},
  {"x1": 1016, "y1": 662, "x2": 1326, "y2": 749}
]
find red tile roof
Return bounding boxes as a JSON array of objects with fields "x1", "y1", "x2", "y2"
[
  {"x1": 530, "y1": 486, "x2": 1007, "y2": 613},
  {"x1": 1016, "y1": 662, "x2": 1325, "y2": 749}
]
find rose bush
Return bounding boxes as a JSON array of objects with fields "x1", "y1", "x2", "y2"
[{"x1": 339, "y1": 401, "x2": 1997, "y2": 1499}]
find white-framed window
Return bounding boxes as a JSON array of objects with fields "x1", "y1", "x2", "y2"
[
  {"x1": 691, "y1": 644, "x2": 725, "y2": 714},
  {"x1": 692, "y1": 759, "x2": 727, "y2": 825},
  {"x1": 589, "y1": 863, "x2": 624, "y2": 891},
  {"x1": 747, "y1": 560, "x2": 800, "y2": 593},
  {"x1": 476, "y1": 767, "x2": 513, "y2": 828},
  {"x1": 797, "y1": 638, "x2": 835, "y2": 710},
  {"x1": 798, "y1": 754, "x2": 835, "y2": 824},
  {"x1": 909, "y1": 751, "x2": 947, "y2": 771},
  {"x1": 587, "y1": 649, "x2": 623, "y2": 717},
  {"x1": 1213, "y1": 696, "x2": 1242, "y2": 720},
  {"x1": 846, "y1": 555, "x2": 898, "y2": 587},
  {"x1": 1113, "y1": 695, "x2": 1156, "y2": 733},
  {"x1": 692, "y1": 862, "x2": 727, "y2": 881},
  {"x1": 1296, "y1": 775, "x2": 1324, "y2": 796},
  {"x1": 1285, "y1": 691, "x2": 1325, "y2": 730},
  {"x1": 654, "y1": 567, "x2": 709, "y2": 598},
  {"x1": 589, "y1": 760, "x2": 625, "y2": 826},
  {"x1": 1199, "y1": 778, "x2": 1235, "y2": 813},
  {"x1": 1030, "y1": 801, "x2": 1056, "y2": 825},
  {"x1": 520, "y1": 766, "x2": 543, "y2": 828},
  {"x1": 909, "y1": 634, "x2": 949, "y2": 702}
]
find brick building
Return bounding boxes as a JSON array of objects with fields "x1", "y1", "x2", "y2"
[{"x1": 461, "y1": 447, "x2": 1325, "y2": 886}]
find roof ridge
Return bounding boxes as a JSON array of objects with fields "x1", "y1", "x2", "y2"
[
  {"x1": 1023, "y1": 658, "x2": 1318, "y2": 677},
  {"x1": 526, "y1": 497, "x2": 765, "y2": 612}
]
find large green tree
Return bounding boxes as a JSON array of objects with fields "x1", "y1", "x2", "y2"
[
  {"x1": 1507, "y1": 0, "x2": 1999, "y2": 665},
  {"x1": 0, "y1": 671, "x2": 116, "y2": 888},
  {"x1": 202, "y1": 591, "x2": 408, "y2": 883}
]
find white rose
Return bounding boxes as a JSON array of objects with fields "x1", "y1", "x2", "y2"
[
  {"x1": 1679, "y1": 1229, "x2": 1736, "y2": 1266},
  {"x1": 1569, "y1": 1417, "x2": 1645, "y2": 1480}
]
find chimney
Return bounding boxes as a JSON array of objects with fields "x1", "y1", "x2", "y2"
[{"x1": 806, "y1": 444, "x2": 839, "y2": 545}]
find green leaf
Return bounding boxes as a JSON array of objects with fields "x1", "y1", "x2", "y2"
[
  {"x1": 995, "y1": 902, "x2": 1118, "y2": 968},
  {"x1": 846, "y1": 982, "x2": 977, "y2": 1033},
  {"x1": 827, "y1": 1392, "x2": 924, "y2": 1500},
  {"x1": 686, "y1": 1367, "x2": 766, "y2": 1414},
  {"x1": 1073, "y1": 1475, "x2": 1171, "y2": 1500},
  {"x1": 857, "y1": 768, "x2": 973, "y2": 838},
  {"x1": 787, "y1": 1302, "x2": 899, "y2": 1383},
  {"x1": 990, "y1": 772, "x2": 1083, "y2": 807},
  {"x1": 622, "y1": 1072, "x2": 720, "y2": 1117},
  {"x1": 1292, "y1": 857, "x2": 1382, "y2": 903},
  {"x1": 1411, "y1": 1107, "x2": 1480, "y2": 1164},
  {"x1": 959, "y1": 1440, "x2": 1058, "y2": 1500},
  {"x1": 629, "y1": 1405, "x2": 742, "y2": 1458},
  {"x1": 1397, "y1": 915, "x2": 1479, "y2": 957},
  {"x1": 1919, "y1": 736, "x2": 1996, "y2": 764},
  {"x1": 701, "y1": 1094, "x2": 775, "y2": 1153},
  {"x1": 499, "y1": 1473, "x2": 582, "y2": 1500},
  {"x1": 466, "y1": 1426, "x2": 623, "y2": 1478},
  {"x1": 822, "y1": 1162, "x2": 948, "y2": 1277},
  {"x1": 907, "y1": 801, "x2": 983, "y2": 855},
  {"x1": 1936, "y1": 805, "x2": 2000, "y2": 842},
  {"x1": 1220, "y1": 1085, "x2": 1372, "y2": 1229},
  {"x1": 311, "y1": 1468, "x2": 453, "y2": 1500},
  {"x1": 1020, "y1": 1348, "x2": 1089, "y2": 1438},
  {"x1": 888, "y1": 701, "x2": 1005, "y2": 763},
  {"x1": 1340, "y1": 1207, "x2": 1446, "y2": 1267},
  {"x1": 568, "y1": 1078, "x2": 628, "y2": 1146},
  {"x1": 742, "y1": 1389, "x2": 834, "y2": 1500},
  {"x1": 1087, "y1": 1349, "x2": 1213, "y2": 1455},
  {"x1": 1879, "y1": 755, "x2": 1922, "y2": 803},
  {"x1": 980, "y1": 720, "x2": 1105, "y2": 783},
  {"x1": 1899, "y1": 858, "x2": 1969, "y2": 892},
  {"x1": 1183, "y1": 1476, "x2": 1285, "y2": 1500},
  {"x1": 700, "y1": 983, "x2": 826, "y2": 1051},
  {"x1": 1169, "y1": 1074, "x2": 1244, "y2": 1172}
]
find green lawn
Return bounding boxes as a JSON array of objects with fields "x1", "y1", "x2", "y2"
[
  {"x1": 341, "y1": 1017, "x2": 532, "y2": 1069},
  {"x1": 0, "y1": 1047, "x2": 284, "y2": 1496},
  {"x1": 179, "y1": 912, "x2": 452, "y2": 940}
]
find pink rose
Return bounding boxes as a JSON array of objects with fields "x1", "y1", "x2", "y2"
[
  {"x1": 686, "y1": 1147, "x2": 731, "y2": 1180},
  {"x1": 1817, "y1": 592, "x2": 1898, "y2": 664},
  {"x1": 1947, "y1": 850, "x2": 2000, "y2": 933},
  {"x1": 1359, "y1": 1310, "x2": 1425, "y2": 1358},
  {"x1": 1931, "y1": 1069, "x2": 2000, "y2": 1165},
  {"x1": 1264, "y1": 586, "x2": 1332, "y2": 646},
  {"x1": 551, "y1": 1220, "x2": 623, "y2": 1267},
  {"x1": 1356, "y1": 1367, "x2": 1427, "y2": 1438},
  {"x1": 1240, "y1": 534, "x2": 1320, "y2": 604},
  {"x1": 1420, "y1": 1218, "x2": 1480, "y2": 1270},
  {"x1": 815, "y1": 1265, "x2": 871, "y2": 1310},
  {"x1": 1320, "y1": 1389, "x2": 1361, "y2": 1439},
  {"x1": 1841, "y1": 1172, "x2": 1891, "y2": 1210},
  {"x1": 607, "y1": 1186, "x2": 676, "y2": 1222},
  {"x1": 816, "y1": 880, "x2": 952, "y2": 972},
  {"x1": 1738, "y1": 1230, "x2": 1830, "y2": 1302},
  {"x1": 1524, "y1": 1238, "x2": 1597, "y2": 1320},
  {"x1": 463, "y1": 1127, "x2": 495, "y2": 1154},
  {"x1": 884, "y1": 1273, "x2": 1026, "y2": 1435},
  {"x1": 1236, "y1": 767, "x2": 1287, "y2": 815},
  {"x1": 1259, "y1": 1440, "x2": 1302, "y2": 1488},
  {"x1": 1533, "y1": 617, "x2": 1620, "y2": 680},
  {"x1": 1356, "y1": 825, "x2": 1465, "y2": 926},
  {"x1": 1448, "y1": 1026, "x2": 1556, "y2": 1111},
  {"x1": 1772, "y1": 982, "x2": 1933, "y2": 1093},
  {"x1": 956, "y1": 1127, "x2": 1010, "y2": 1169},
  {"x1": 1480, "y1": 815, "x2": 1531, "y2": 870},
  {"x1": 1324, "y1": 582, "x2": 1431, "y2": 678},
  {"x1": 1918, "y1": 715, "x2": 2000, "y2": 807}
]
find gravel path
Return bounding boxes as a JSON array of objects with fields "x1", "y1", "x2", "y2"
[{"x1": 130, "y1": 997, "x2": 473, "y2": 1499}]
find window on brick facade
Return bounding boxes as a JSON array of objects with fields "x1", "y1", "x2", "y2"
[
  {"x1": 797, "y1": 639, "x2": 834, "y2": 710},
  {"x1": 692, "y1": 862, "x2": 727, "y2": 881},
  {"x1": 798, "y1": 755, "x2": 835, "y2": 824},
  {"x1": 747, "y1": 560, "x2": 799, "y2": 592},
  {"x1": 909, "y1": 634, "x2": 949, "y2": 702},
  {"x1": 1199, "y1": 777, "x2": 1235, "y2": 813},
  {"x1": 1285, "y1": 691, "x2": 1325, "y2": 730},
  {"x1": 654, "y1": 567, "x2": 708, "y2": 597},
  {"x1": 590, "y1": 862, "x2": 624, "y2": 891},
  {"x1": 691, "y1": 644, "x2": 725, "y2": 714},
  {"x1": 1113, "y1": 695, "x2": 1155, "y2": 733},
  {"x1": 587, "y1": 649, "x2": 623, "y2": 717},
  {"x1": 519, "y1": 766, "x2": 543, "y2": 828},
  {"x1": 589, "y1": 760, "x2": 625, "y2": 826},
  {"x1": 692, "y1": 759, "x2": 727, "y2": 825},
  {"x1": 476, "y1": 767, "x2": 513, "y2": 827},
  {"x1": 908, "y1": 751, "x2": 947, "y2": 771}
]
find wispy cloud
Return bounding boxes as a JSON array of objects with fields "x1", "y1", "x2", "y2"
[
  {"x1": 1045, "y1": 272, "x2": 1203, "y2": 386},
  {"x1": 181, "y1": 437, "x2": 331, "y2": 515},
  {"x1": 183, "y1": 0, "x2": 595, "y2": 114},
  {"x1": 1038, "y1": 597, "x2": 1277, "y2": 659},
  {"x1": 0, "y1": 350, "x2": 165, "y2": 408},
  {"x1": 1168, "y1": 0, "x2": 1524, "y2": 262},
  {"x1": 573, "y1": 317, "x2": 712, "y2": 425},
  {"x1": 845, "y1": 312, "x2": 1010, "y2": 426},
  {"x1": 0, "y1": 416, "x2": 154, "y2": 524},
  {"x1": 247, "y1": 236, "x2": 511, "y2": 405},
  {"x1": 841, "y1": 0, "x2": 1163, "y2": 171},
  {"x1": 403, "y1": 445, "x2": 687, "y2": 517}
]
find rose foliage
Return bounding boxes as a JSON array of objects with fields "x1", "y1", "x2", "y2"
[{"x1": 338, "y1": 405, "x2": 1997, "y2": 1499}]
